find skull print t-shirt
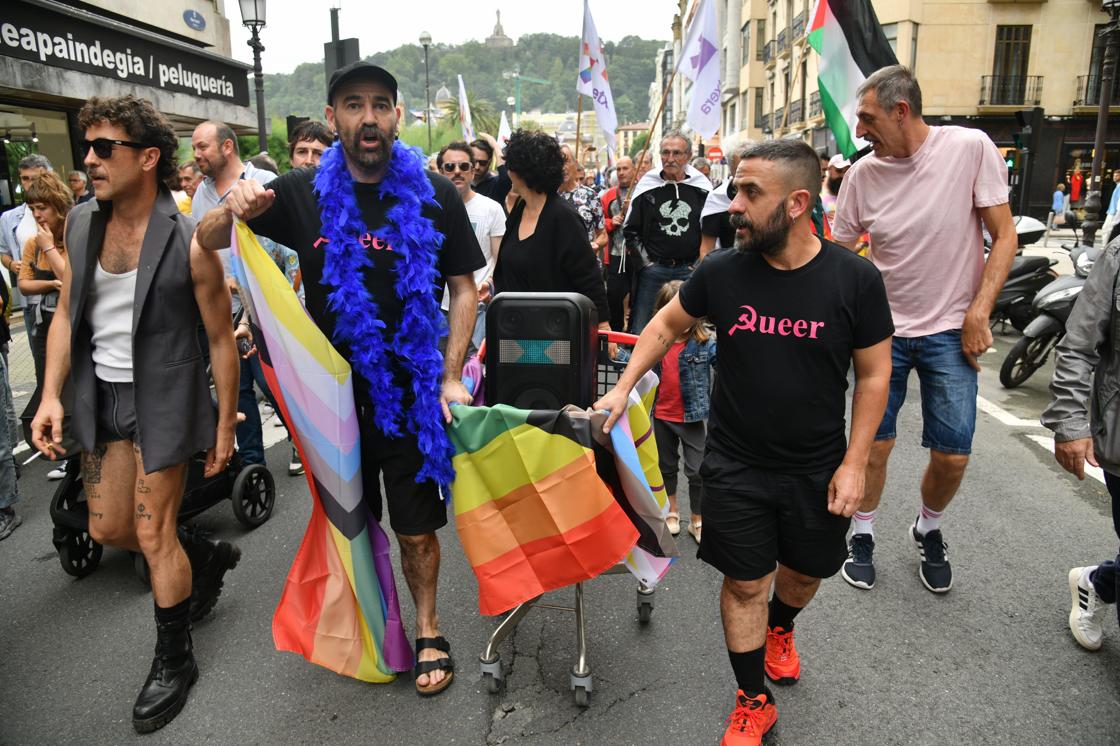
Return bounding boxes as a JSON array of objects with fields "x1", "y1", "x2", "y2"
[
  {"x1": 622, "y1": 179, "x2": 709, "y2": 263},
  {"x1": 678, "y1": 241, "x2": 894, "y2": 478}
]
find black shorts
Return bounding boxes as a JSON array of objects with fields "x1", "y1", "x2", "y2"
[
  {"x1": 357, "y1": 401, "x2": 448, "y2": 536},
  {"x1": 95, "y1": 378, "x2": 138, "y2": 445},
  {"x1": 697, "y1": 461, "x2": 849, "y2": 581}
]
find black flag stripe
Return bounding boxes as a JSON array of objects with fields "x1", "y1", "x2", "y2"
[{"x1": 829, "y1": 0, "x2": 899, "y2": 78}]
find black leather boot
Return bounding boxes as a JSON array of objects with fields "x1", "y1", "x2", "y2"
[
  {"x1": 132, "y1": 617, "x2": 199, "y2": 733},
  {"x1": 178, "y1": 526, "x2": 242, "y2": 622}
]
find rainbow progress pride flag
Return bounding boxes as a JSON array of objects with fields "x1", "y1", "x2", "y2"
[{"x1": 230, "y1": 222, "x2": 412, "y2": 682}]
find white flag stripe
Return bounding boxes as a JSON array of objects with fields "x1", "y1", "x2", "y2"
[
  {"x1": 576, "y1": 0, "x2": 618, "y2": 152},
  {"x1": 457, "y1": 74, "x2": 475, "y2": 142},
  {"x1": 497, "y1": 110, "x2": 512, "y2": 148},
  {"x1": 676, "y1": 0, "x2": 721, "y2": 139}
]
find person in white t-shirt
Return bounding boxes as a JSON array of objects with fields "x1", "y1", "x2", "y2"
[
  {"x1": 437, "y1": 141, "x2": 506, "y2": 352},
  {"x1": 832, "y1": 65, "x2": 1017, "y2": 594}
]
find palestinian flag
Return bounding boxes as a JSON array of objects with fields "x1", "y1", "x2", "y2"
[
  {"x1": 449, "y1": 402, "x2": 671, "y2": 616},
  {"x1": 807, "y1": 0, "x2": 898, "y2": 157}
]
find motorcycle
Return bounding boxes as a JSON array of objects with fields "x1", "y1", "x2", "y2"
[
  {"x1": 986, "y1": 216, "x2": 1058, "y2": 332},
  {"x1": 999, "y1": 244, "x2": 1098, "y2": 388}
]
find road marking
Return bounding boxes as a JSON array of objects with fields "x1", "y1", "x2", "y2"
[
  {"x1": 976, "y1": 395, "x2": 1041, "y2": 428},
  {"x1": 1025, "y1": 434, "x2": 1106, "y2": 485}
]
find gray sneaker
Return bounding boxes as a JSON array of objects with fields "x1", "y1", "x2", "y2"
[{"x1": 0, "y1": 508, "x2": 23, "y2": 540}]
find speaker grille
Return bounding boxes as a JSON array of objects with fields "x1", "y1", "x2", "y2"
[{"x1": 498, "y1": 339, "x2": 572, "y2": 365}]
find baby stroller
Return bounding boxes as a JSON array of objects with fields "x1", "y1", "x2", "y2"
[{"x1": 22, "y1": 379, "x2": 276, "y2": 582}]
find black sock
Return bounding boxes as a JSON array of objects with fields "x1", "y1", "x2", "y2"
[
  {"x1": 768, "y1": 595, "x2": 803, "y2": 631},
  {"x1": 154, "y1": 598, "x2": 191, "y2": 627},
  {"x1": 728, "y1": 646, "x2": 766, "y2": 696}
]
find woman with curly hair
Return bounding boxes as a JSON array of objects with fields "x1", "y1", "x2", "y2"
[
  {"x1": 19, "y1": 171, "x2": 73, "y2": 384},
  {"x1": 492, "y1": 130, "x2": 610, "y2": 333}
]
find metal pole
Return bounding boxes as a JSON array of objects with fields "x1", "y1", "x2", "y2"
[
  {"x1": 574, "y1": 94, "x2": 583, "y2": 162},
  {"x1": 250, "y1": 28, "x2": 267, "y2": 154},
  {"x1": 423, "y1": 44, "x2": 432, "y2": 153},
  {"x1": 515, "y1": 69, "x2": 522, "y2": 128},
  {"x1": 1082, "y1": 9, "x2": 1119, "y2": 247}
]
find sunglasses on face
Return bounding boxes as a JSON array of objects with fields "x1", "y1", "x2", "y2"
[
  {"x1": 473, "y1": 159, "x2": 490, "y2": 167},
  {"x1": 81, "y1": 138, "x2": 151, "y2": 159},
  {"x1": 441, "y1": 162, "x2": 473, "y2": 173}
]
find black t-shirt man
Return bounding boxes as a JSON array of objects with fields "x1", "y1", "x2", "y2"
[
  {"x1": 701, "y1": 211, "x2": 735, "y2": 250},
  {"x1": 246, "y1": 166, "x2": 485, "y2": 400},
  {"x1": 678, "y1": 240, "x2": 894, "y2": 482}
]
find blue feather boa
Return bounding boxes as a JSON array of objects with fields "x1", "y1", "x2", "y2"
[{"x1": 313, "y1": 141, "x2": 454, "y2": 491}]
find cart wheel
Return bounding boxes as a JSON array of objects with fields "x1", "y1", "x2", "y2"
[
  {"x1": 637, "y1": 600, "x2": 653, "y2": 625},
  {"x1": 573, "y1": 684, "x2": 590, "y2": 707},
  {"x1": 231, "y1": 464, "x2": 275, "y2": 528},
  {"x1": 132, "y1": 551, "x2": 151, "y2": 588},
  {"x1": 57, "y1": 529, "x2": 102, "y2": 578},
  {"x1": 482, "y1": 671, "x2": 502, "y2": 694}
]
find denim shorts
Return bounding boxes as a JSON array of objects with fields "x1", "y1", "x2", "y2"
[{"x1": 874, "y1": 329, "x2": 978, "y2": 455}]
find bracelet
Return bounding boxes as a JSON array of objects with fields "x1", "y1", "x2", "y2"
[{"x1": 44, "y1": 245, "x2": 57, "y2": 254}]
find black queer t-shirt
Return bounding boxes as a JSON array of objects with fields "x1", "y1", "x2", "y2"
[
  {"x1": 678, "y1": 241, "x2": 893, "y2": 477},
  {"x1": 246, "y1": 166, "x2": 485, "y2": 398}
]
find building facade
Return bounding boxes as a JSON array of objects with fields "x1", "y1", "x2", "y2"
[
  {"x1": 1, "y1": 0, "x2": 255, "y2": 209},
  {"x1": 718, "y1": 0, "x2": 1120, "y2": 218}
]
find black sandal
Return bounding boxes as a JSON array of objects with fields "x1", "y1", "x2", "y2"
[{"x1": 414, "y1": 636, "x2": 455, "y2": 697}]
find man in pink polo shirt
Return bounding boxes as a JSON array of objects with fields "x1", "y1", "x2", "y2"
[{"x1": 831, "y1": 65, "x2": 1016, "y2": 594}]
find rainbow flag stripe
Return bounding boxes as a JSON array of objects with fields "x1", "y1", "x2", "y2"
[{"x1": 230, "y1": 222, "x2": 412, "y2": 682}]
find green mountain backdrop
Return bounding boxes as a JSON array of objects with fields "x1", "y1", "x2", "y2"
[{"x1": 263, "y1": 33, "x2": 666, "y2": 127}]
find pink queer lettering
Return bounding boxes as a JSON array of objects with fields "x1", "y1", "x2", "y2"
[
  {"x1": 359, "y1": 233, "x2": 372, "y2": 249},
  {"x1": 727, "y1": 304, "x2": 758, "y2": 336},
  {"x1": 313, "y1": 236, "x2": 330, "y2": 250},
  {"x1": 809, "y1": 321, "x2": 825, "y2": 339},
  {"x1": 793, "y1": 320, "x2": 808, "y2": 337},
  {"x1": 758, "y1": 316, "x2": 776, "y2": 334},
  {"x1": 777, "y1": 318, "x2": 793, "y2": 336}
]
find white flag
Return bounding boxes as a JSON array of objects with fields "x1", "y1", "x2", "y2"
[
  {"x1": 497, "y1": 110, "x2": 512, "y2": 147},
  {"x1": 576, "y1": 0, "x2": 618, "y2": 152},
  {"x1": 677, "y1": 0, "x2": 721, "y2": 138},
  {"x1": 457, "y1": 74, "x2": 475, "y2": 142}
]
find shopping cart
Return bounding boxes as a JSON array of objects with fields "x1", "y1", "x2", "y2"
[{"x1": 473, "y1": 330, "x2": 662, "y2": 708}]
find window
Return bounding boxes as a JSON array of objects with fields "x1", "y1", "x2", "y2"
[
  {"x1": 910, "y1": 23, "x2": 919, "y2": 72},
  {"x1": 883, "y1": 23, "x2": 899, "y2": 56},
  {"x1": 727, "y1": 101, "x2": 738, "y2": 135},
  {"x1": 993, "y1": 25, "x2": 1032, "y2": 80},
  {"x1": 757, "y1": 20, "x2": 766, "y2": 60},
  {"x1": 755, "y1": 88, "x2": 764, "y2": 128},
  {"x1": 740, "y1": 91, "x2": 750, "y2": 129},
  {"x1": 883, "y1": 22, "x2": 919, "y2": 71},
  {"x1": 741, "y1": 22, "x2": 751, "y2": 67}
]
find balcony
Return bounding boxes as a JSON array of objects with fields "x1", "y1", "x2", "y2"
[
  {"x1": 789, "y1": 99, "x2": 804, "y2": 124},
  {"x1": 792, "y1": 11, "x2": 806, "y2": 39},
  {"x1": 809, "y1": 90, "x2": 822, "y2": 118},
  {"x1": 979, "y1": 75, "x2": 1043, "y2": 107},
  {"x1": 777, "y1": 29, "x2": 789, "y2": 54},
  {"x1": 763, "y1": 39, "x2": 776, "y2": 65},
  {"x1": 774, "y1": 106, "x2": 785, "y2": 128},
  {"x1": 1074, "y1": 74, "x2": 1120, "y2": 109}
]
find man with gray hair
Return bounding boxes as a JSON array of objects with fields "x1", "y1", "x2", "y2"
[
  {"x1": 596, "y1": 138, "x2": 893, "y2": 743},
  {"x1": 623, "y1": 130, "x2": 710, "y2": 334},
  {"x1": 832, "y1": 65, "x2": 1016, "y2": 594},
  {"x1": 68, "y1": 169, "x2": 93, "y2": 205}
]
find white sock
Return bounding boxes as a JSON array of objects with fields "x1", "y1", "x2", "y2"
[
  {"x1": 852, "y1": 510, "x2": 876, "y2": 537},
  {"x1": 916, "y1": 504, "x2": 944, "y2": 536}
]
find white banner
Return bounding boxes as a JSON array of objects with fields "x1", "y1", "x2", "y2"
[
  {"x1": 497, "y1": 110, "x2": 512, "y2": 148},
  {"x1": 576, "y1": 0, "x2": 618, "y2": 152},
  {"x1": 458, "y1": 74, "x2": 475, "y2": 142},
  {"x1": 677, "y1": 0, "x2": 721, "y2": 139}
]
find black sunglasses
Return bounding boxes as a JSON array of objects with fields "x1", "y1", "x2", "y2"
[
  {"x1": 81, "y1": 138, "x2": 151, "y2": 159},
  {"x1": 472, "y1": 159, "x2": 490, "y2": 167},
  {"x1": 441, "y1": 162, "x2": 473, "y2": 173}
]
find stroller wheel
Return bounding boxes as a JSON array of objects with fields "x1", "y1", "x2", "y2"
[
  {"x1": 231, "y1": 463, "x2": 276, "y2": 528},
  {"x1": 57, "y1": 529, "x2": 103, "y2": 578}
]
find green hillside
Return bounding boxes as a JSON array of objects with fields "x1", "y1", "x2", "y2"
[{"x1": 263, "y1": 33, "x2": 666, "y2": 127}]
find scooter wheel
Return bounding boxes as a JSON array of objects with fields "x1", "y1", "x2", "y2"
[
  {"x1": 1000, "y1": 331, "x2": 1059, "y2": 388},
  {"x1": 231, "y1": 464, "x2": 275, "y2": 528}
]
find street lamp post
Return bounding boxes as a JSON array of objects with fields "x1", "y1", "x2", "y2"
[
  {"x1": 419, "y1": 31, "x2": 432, "y2": 154},
  {"x1": 238, "y1": 0, "x2": 268, "y2": 154},
  {"x1": 1082, "y1": 0, "x2": 1120, "y2": 246}
]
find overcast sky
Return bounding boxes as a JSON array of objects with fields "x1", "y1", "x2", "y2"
[{"x1": 224, "y1": 1, "x2": 676, "y2": 75}]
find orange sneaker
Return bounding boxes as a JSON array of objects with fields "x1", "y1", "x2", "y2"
[
  {"x1": 764, "y1": 626, "x2": 800, "y2": 685},
  {"x1": 721, "y1": 689, "x2": 778, "y2": 745}
]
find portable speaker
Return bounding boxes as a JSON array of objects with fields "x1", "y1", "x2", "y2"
[{"x1": 485, "y1": 292, "x2": 599, "y2": 410}]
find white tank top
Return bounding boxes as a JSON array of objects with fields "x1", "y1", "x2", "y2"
[{"x1": 86, "y1": 260, "x2": 137, "y2": 383}]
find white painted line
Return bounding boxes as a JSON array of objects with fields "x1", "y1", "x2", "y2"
[
  {"x1": 976, "y1": 395, "x2": 1042, "y2": 429},
  {"x1": 1026, "y1": 434, "x2": 1106, "y2": 485}
]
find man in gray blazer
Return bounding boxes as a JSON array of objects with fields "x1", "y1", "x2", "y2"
[{"x1": 30, "y1": 96, "x2": 241, "y2": 734}]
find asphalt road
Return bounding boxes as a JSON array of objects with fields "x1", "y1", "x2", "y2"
[{"x1": 1, "y1": 309, "x2": 1118, "y2": 744}]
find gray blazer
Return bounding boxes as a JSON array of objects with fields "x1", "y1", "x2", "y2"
[
  {"x1": 65, "y1": 190, "x2": 216, "y2": 473},
  {"x1": 1042, "y1": 238, "x2": 1120, "y2": 476}
]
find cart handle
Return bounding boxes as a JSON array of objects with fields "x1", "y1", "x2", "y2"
[{"x1": 475, "y1": 329, "x2": 637, "y2": 364}]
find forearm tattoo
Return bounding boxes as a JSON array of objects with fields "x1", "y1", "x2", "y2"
[{"x1": 655, "y1": 332, "x2": 673, "y2": 350}]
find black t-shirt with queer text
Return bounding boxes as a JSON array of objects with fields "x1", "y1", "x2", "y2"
[
  {"x1": 246, "y1": 166, "x2": 485, "y2": 400},
  {"x1": 678, "y1": 240, "x2": 893, "y2": 478}
]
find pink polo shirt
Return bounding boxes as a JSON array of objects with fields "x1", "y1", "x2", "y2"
[{"x1": 832, "y1": 126, "x2": 1009, "y2": 338}]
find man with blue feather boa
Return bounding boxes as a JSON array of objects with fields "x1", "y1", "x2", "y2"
[{"x1": 196, "y1": 61, "x2": 484, "y2": 697}]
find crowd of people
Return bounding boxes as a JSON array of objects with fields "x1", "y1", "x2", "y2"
[{"x1": 0, "y1": 58, "x2": 1115, "y2": 745}]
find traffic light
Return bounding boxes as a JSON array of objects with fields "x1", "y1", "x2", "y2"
[{"x1": 1013, "y1": 109, "x2": 1035, "y2": 151}]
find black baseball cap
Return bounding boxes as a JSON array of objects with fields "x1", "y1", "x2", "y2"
[{"x1": 327, "y1": 61, "x2": 398, "y2": 105}]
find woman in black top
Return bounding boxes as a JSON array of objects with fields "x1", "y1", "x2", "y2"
[{"x1": 493, "y1": 130, "x2": 611, "y2": 333}]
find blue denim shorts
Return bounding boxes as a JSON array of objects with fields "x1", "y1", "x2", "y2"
[{"x1": 874, "y1": 329, "x2": 978, "y2": 455}]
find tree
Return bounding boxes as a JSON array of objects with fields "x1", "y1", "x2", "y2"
[
  {"x1": 629, "y1": 132, "x2": 650, "y2": 159},
  {"x1": 439, "y1": 89, "x2": 498, "y2": 140}
]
